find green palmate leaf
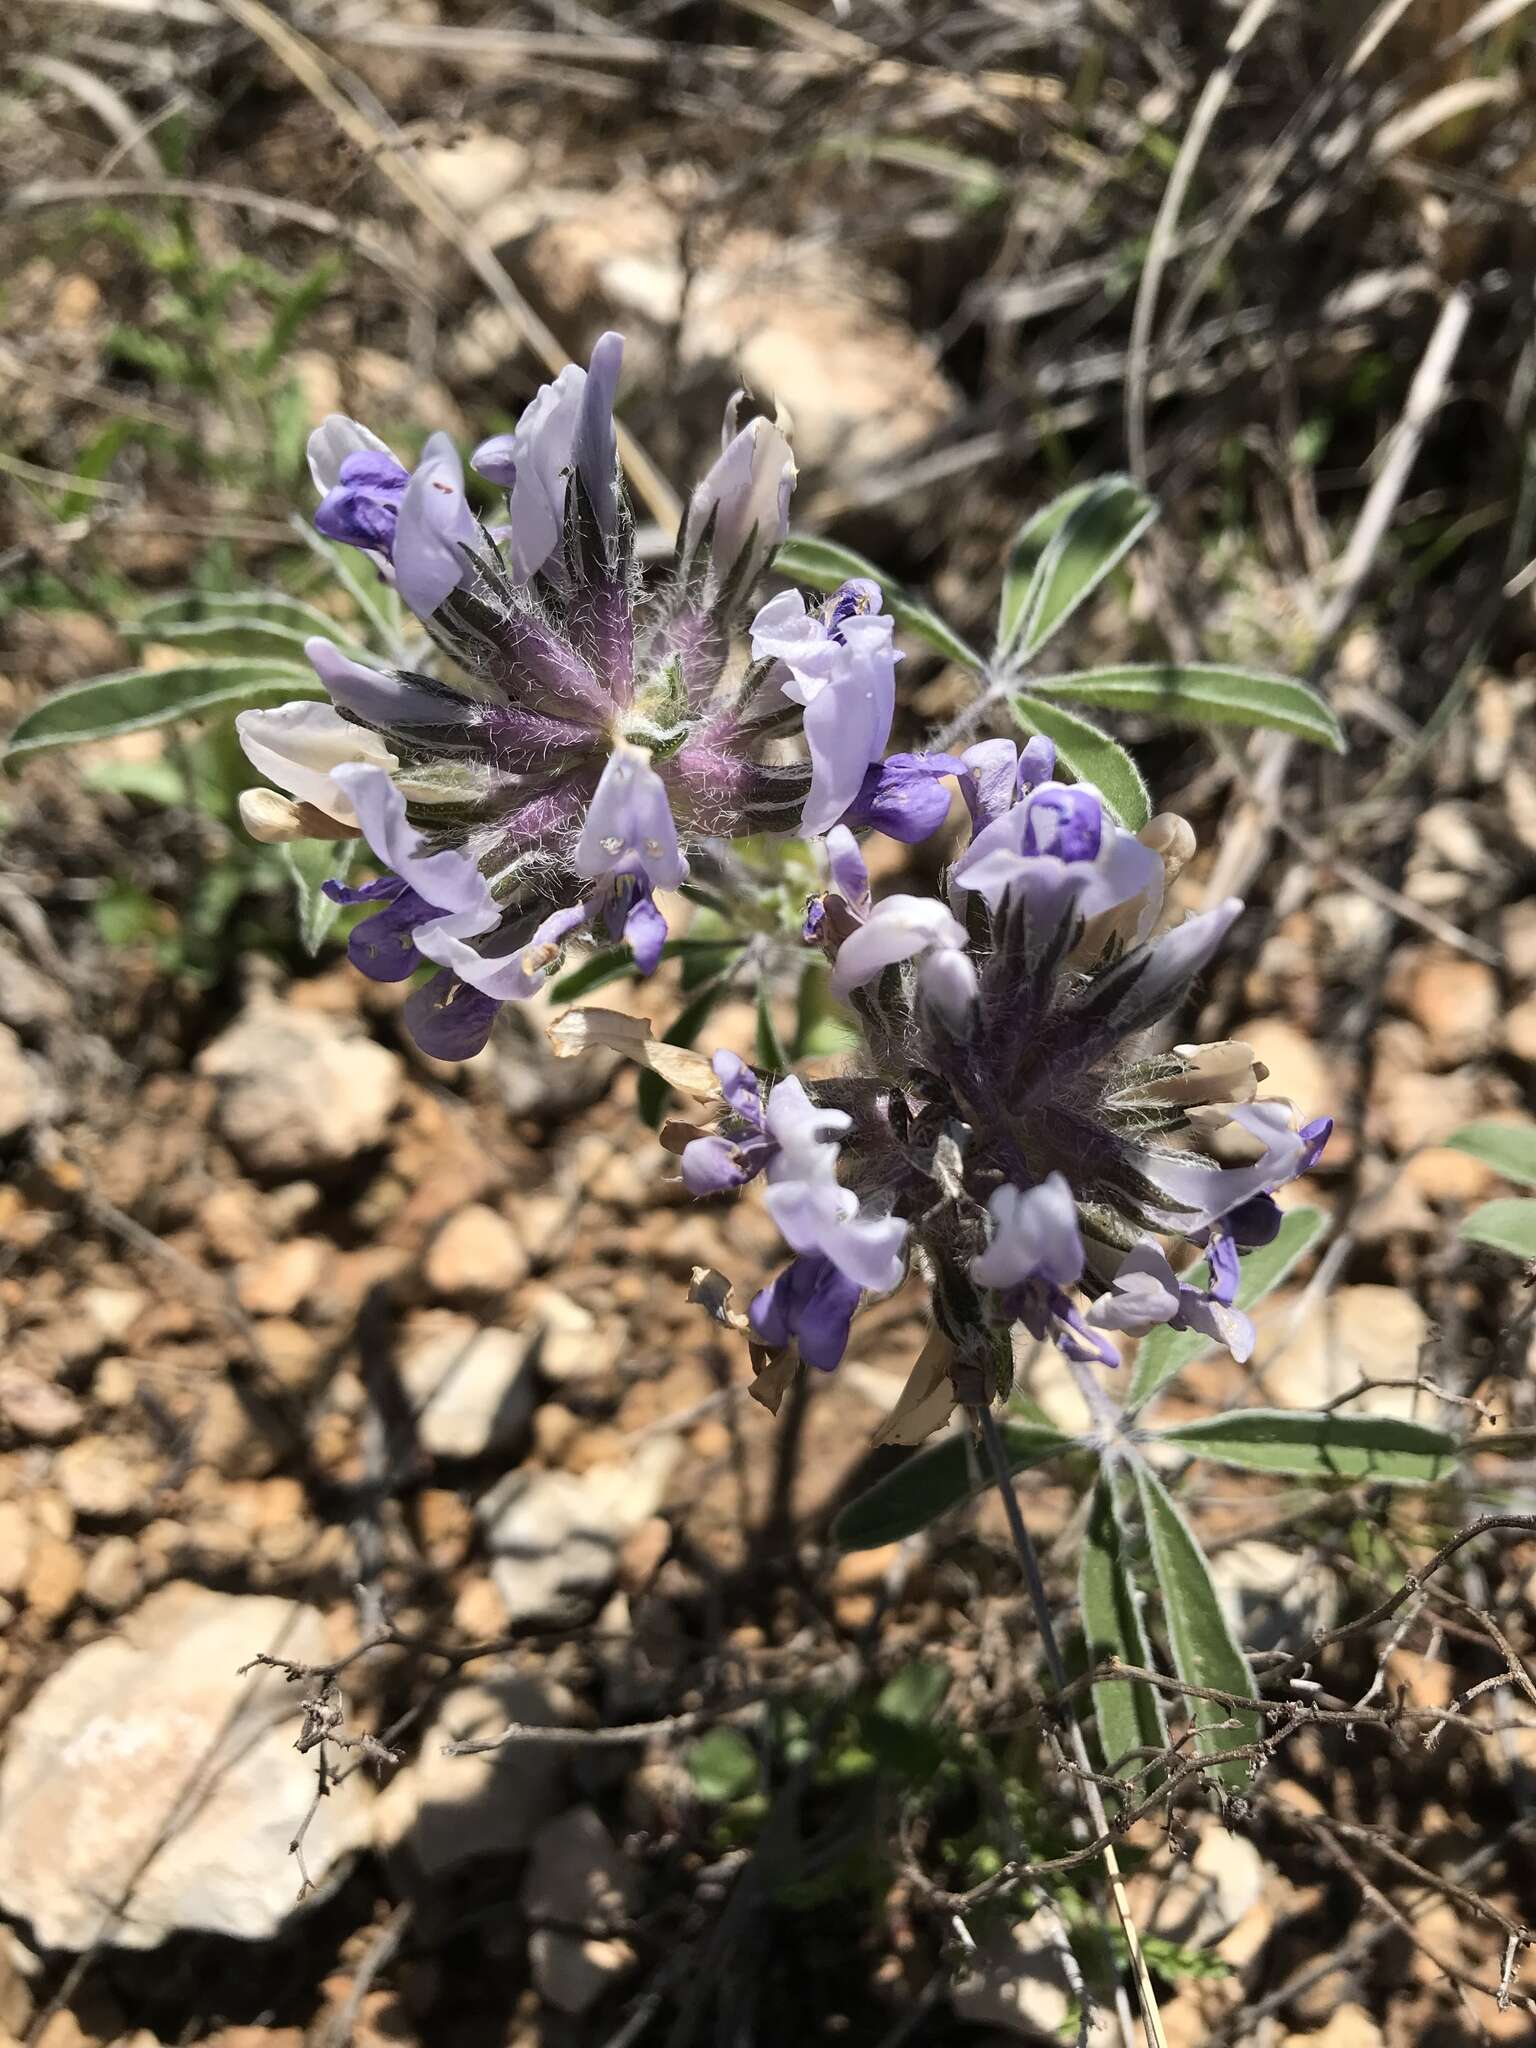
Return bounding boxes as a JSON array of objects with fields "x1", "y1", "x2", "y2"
[
  {"x1": 1135, "y1": 1463, "x2": 1261, "y2": 1790},
  {"x1": 2, "y1": 660, "x2": 321, "y2": 766},
  {"x1": 1127, "y1": 1206, "x2": 1326, "y2": 1412},
  {"x1": 1032, "y1": 664, "x2": 1344, "y2": 752},
  {"x1": 875, "y1": 1659, "x2": 950, "y2": 1727},
  {"x1": 1010, "y1": 693, "x2": 1150, "y2": 830},
  {"x1": 282, "y1": 836, "x2": 358, "y2": 958},
  {"x1": 830, "y1": 1420, "x2": 1072, "y2": 1551},
  {"x1": 773, "y1": 536, "x2": 985, "y2": 673},
  {"x1": 999, "y1": 477, "x2": 1158, "y2": 666},
  {"x1": 1156, "y1": 1410, "x2": 1460, "y2": 1485},
  {"x1": 1080, "y1": 1472, "x2": 1168, "y2": 1784},
  {"x1": 792, "y1": 960, "x2": 860, "y2": 1060},
  {"x1": 1461, "y1": 1198, "x2": 1536, "y2": 1259},
  {"x1": 1443, "y1": 1122, "x2": 1536, "y2": 1190},
  {"x1": 688, "y1": 1726, "x2": 760, "y2": 1804}
]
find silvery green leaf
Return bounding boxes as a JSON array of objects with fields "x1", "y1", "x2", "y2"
[
  {"x1": 1460, "y1": 1198, "x2": 1536, "y2": 1259},
  {"x1": 999, "y1": 476, "x2": 1157, "y2": 665},
  {"x1": 1080, "y1": 1471, "x2": 1168, "y2": 1783},
  {"x1": 282, "y1": 835, "x2": 358, "y2": 957},
  {"x1": 1032, "y1": 663, "x2": 1343, "y2": 752},
  {"x1": 1155, "y1": 1410, "x2": 1459, "y2": 1485},
  {"x1": 830, "y1": 1421, "x2": 1072, "y2": 1550},
  {"x1": 1010, "y1": 692, "x2": 1150, "y2": 829},
  {"x1": 1135, "y1": 1462, "x2": 1261, "y2": 1790},
  {"x1": 2, "y1": 660, "x2": 320, "y2": 765},
  {"x1": 1443, "y1": 1123, "x2": 1536, "y2": 1190}
]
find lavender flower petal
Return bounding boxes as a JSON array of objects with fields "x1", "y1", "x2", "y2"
[
  {"x1": 391, "y1": 433, "x2": 480, "y2": 620},
  {"x1": 305, "y1": 637, "x2": 472, "y2": 727},
  {"x1": 574, "y1": 744, "x2": 689, "y2": 893},
  {"x1": 307, "y1": 415, "x2": 394, "y2": 495},
  {"x1": 750, "y1": 1255, "x2": 860, "y2": 1371},
  {"x1": 404, "y1": 971, "x2": 501, "y2": 1060},
  {"x1": 830, "y1": 895, "x2": 969, "y2": 998},
  {"x1": 841, "y1": 752, "x2": 960, "y2": 843},
  {"x1": 970, "y1": 1175, "x2": 1085, "y2": 1293},
  {"x1": 685, "y1": 416, "x2": 795, "y2": 588},
  {"x1": 472, "y1": 362, "x2": 585, "y2": 581}
]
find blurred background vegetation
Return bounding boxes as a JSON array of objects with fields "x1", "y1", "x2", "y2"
[{"x1": 3, "y1": 5, "x2": 1536, "y2": 2048}]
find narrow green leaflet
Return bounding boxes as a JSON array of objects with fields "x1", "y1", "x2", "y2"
[
  {"x1": 1460, "y1": 1198, "x2": 1536, "y2": 1259},
  {"x1": 755, "y1": 986, "x2": 790, "y2": 1073},
  {"x1": 1032, "y1": 664, "x2": 1343, "y2": 753},
  {"x1": 1443, "y1": 1123, "x2": 1536, "y2": 1190},
  {"x1": 1080, "y1": 1473, "x2": 1168, "y2": 1784},
  {"x1": 2, "y1": 660, "x2": 321, "y2": 765},
  {"x1": 128, "y1": 617, "x2": 329, "y2": 661},
  {"x1": 1127, "y1": 1206, "x2": 1325, "y2": 1412},
  {"x1": 134, "y1": 589, "x2": 362, "y2": 651},
  {"x1": 999, "y1": 477, "x2": 1158, "y2": 666},
  {"x1": 295, "y1": 520, "x2": 404, "y2": 653},
  {"x1": 773, "y1": 536, "x2": 985, "y2": 673},
  {"x1": 1156, "y1": 1410, "x2": 1460, "y2": 1486},
  {"x1": 282, "y1": 835, "x2": 358, "y2": 957},
  {"x1": 1135, "y1": 1463, "x2": 1261, "y2": 1790},
  {"x1": 1010, "y1": 693, "x2": 1150, "y2": 830},
  {"x1": 830, "y1": 1420, "x2": 1072, "y2": 1551}
]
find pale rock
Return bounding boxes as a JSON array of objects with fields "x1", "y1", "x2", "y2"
[
  {"x1": 0, "y1": 1501, "x2": 31, "y2": 1598},
  {"x1": 399, "y1": 1311, "x2": 536, "y2": 1460},
  {"x1": 529, "y1": 1932, "x2": 637, "y2": 2017},
  {"x1": 1144, "y1": 1827, "x2": 1265, "y2": 1950},
  {"x1": 1252, "y1": 1285, "x2": 1431, "y2": 1420},
  {"x1": 950, "y1": 1914, "x2": 1086, "y2": 2038},
  {"x1": 54, "y1": 1437, "x2": 149, "y2": 1520},
  {"x1": 80, "y1": 1286, "x2": 148, "y2": 1346},
  {"x1": 375, "y1": 1675, "x2": 569, "y2": 1875},
  {"x1": 506, "y1": 189, "x2": 955, "y2": 470},
  {"x1": 1281, "y1": 2006, "x2": 1384, "y2": 2048},
  {"x1": 1404, "y1": 953, "x2": 1500, "y2": 1066},
  {"x1": 0, "y1": 949, "x2": 67, "y2": 1031},
  {"x1": 1503, "y1": 900, "x2": 1536, "y2": 986},
  {"x1": 1209, "y1": 1539, "x2": 1339, "y2": 1653},
  {"x1": 0, "y1": 1023, "x2": 49, "y2": 1140},
  {"x1": 523, "y1": 1284, "x2": 625, "y2": 1385},
  {"x1": 23, "y1": 1534, "x2": 84, "y2": 1622},
  {"x1": 480, "y1": 1437, "x2": 679, "y2": 1623},
  {"x1": 1240, "y1": 1019, "x2": 1333, "y2": 1121},
  {"x1": 93, "y1": 1357, "x2": 138, "y2": 1410},
  {"x1": 255, "y1": 1318, "x2": 324, "y2": 1393},
  {"x1": 423, "y1": 1204, "x2": 528, "y2": 1300},
  {"x1": 1369, "y1": 1059, "x2": 1477, "y2": 1158},
  {"x1": 288, "y1": 348, "x2": 342, "y2": 423},
  {"x1": 418, "y1": 133, "x2": 529, "y2": 217},
  {"x1": 191, "y1": 1380, "x2": 277, "y2": 1479},
  {"x1": 1505, "y1": 997, "x2": 1536, "y2": 1064},
  {"x1": 83, "y1": 1535, "x2": 141, "y2": 1613},
  {"x1": 235, "y1": 1239, "x2": 326, "y2": 1319},
  {"x1": 0, "y1": 1582, "x2": 373, "y2": 1949},
  {"x1": 0, "y1": 1368, "x2": 82, "y2": 1443},
  {"x1": 1310, "y1": 892, "x2": 1392, "y2": 972},
  {"x1": 522, "y1": 1804, "x2": 640, "y2": 1928},
  {"x1": 0, "y1": 1926, "x2": 38, "y2": 2036},
  {"x1": 196, "y1": 998, "x2": 402, "y2": 1176}
]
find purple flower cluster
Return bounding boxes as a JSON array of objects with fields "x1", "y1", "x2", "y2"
[
  {"x1": 238, "y1": 333, "x2": 918, "y2": 1057},
  {"x1": 678, "y1": 739, "x2": 1331, "y2": 1380}
]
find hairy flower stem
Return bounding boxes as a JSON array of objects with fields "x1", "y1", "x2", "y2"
[{"x1": 974, "y1": 1403, "x2": 1167, "y2": 2048}]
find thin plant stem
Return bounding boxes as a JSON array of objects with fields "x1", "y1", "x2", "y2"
[{"x1": 975, "y1": 1404, "x2": 1168, "y2": 2048}]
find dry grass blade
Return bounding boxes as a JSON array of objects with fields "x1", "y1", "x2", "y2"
[{"x1": 213, "y1": 0, "x2": 682, "y2": 533}]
